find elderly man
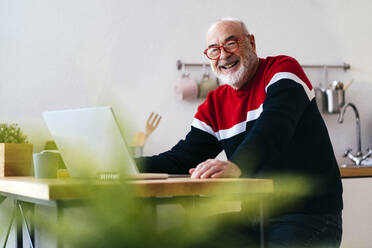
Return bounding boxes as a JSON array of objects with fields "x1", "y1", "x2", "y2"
[{"x1": 138, "y1": 18, "x2": 343, "y2": 247}]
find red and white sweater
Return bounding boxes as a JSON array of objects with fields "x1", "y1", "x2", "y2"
[{"x1": 139, "y1": 55, "x2": 342, "y2": 214}]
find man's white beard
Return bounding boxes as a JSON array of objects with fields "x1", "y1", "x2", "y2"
[{"x1": 212, "y1": 56, "x2": 252, "y2": 90}]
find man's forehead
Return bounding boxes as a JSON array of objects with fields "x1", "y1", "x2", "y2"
[{"x1": 206, "y1": 21, "x2": 243, "y2": 45}]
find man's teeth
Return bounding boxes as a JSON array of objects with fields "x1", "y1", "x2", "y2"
[{"x1": 223, "y1": 61, "x2": 237, "y2": 69}]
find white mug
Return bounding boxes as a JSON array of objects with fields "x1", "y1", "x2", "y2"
[{"x1": 33, "y1": 151, "x2": 59, "y2": 178}]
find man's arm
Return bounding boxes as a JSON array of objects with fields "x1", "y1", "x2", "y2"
[
  {"x1": 136, "y1": 126, "x2": 223, "y2": 174},
  {"x1": 229, "y1": 78, "x2": 311, "y2": 176},
  {"x1": 190, "y1": 78, "x2": 311, "y2": 178}
]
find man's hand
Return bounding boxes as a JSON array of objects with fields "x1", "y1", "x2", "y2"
[{"x1": 189, "y1": 159, "x2": 242, "y2": 179}]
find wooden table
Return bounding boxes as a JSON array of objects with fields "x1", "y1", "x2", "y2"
[{"x1": 0, "y1": 177, "x2": 273, "y2": 248}]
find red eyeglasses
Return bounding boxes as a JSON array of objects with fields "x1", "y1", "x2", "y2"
[{"x1": 204, "y1": 39, "x2": 240, "y2": 60}]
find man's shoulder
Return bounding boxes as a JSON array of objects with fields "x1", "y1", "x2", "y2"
[
  {"x1": 263, "y1": 55, "x2": 301, "y2": 68},
  {"x1": 261, "y1": 55, "x2": 313, "y2": 93},
  {"x1": 262, "y1": 55, "x2": 306, "y2": 80}
]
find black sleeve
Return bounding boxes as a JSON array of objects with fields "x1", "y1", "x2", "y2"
[
  {"x1": 229, "y1": 79, "x2": 311, "y2": 176},
  {"x1": 136, "y1": 127, "x2": 223, "y2": 174}
]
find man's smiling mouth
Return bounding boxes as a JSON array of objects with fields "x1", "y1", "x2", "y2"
[{"x1": 220, "y1": 60, "x2": 239, "y2": 70}]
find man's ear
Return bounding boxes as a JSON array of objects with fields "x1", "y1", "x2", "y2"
[{"x1": 248, "y1": 34, "x2": 257, "y2": 52}]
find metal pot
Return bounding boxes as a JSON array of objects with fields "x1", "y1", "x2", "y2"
[
  {"x1": 315, "y1": 79, "x2": 352, "y2": 114},
  {"x1": 325, "y1": 88, "x2": 345, "y2": 113},
  {"x1": 315, "y1": 88, "x2": 345, "y2": 114}
]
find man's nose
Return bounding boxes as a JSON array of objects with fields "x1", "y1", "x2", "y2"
[{"x1": 219, "y1": 47, "x2": 231, "y2": 60}]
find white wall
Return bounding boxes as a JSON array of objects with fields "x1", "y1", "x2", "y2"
[
  {"x1": 1, "y1": 0, "x2": 372, "y2": 247},
  {"x1": 1, "y1": 0, "x2": 372, "y2": 159}
]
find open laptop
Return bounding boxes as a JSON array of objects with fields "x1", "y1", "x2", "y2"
[{"x1": 43, "y1": 106, "x2": 173, "y2": 180}]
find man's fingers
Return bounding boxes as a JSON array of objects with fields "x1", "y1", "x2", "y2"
[
  {"x1": 200, "y1": 166, "x2": 224, "y2": 179},
  {"x1": 194, "y1": 159, "x2": 212, "y2": 171},
  {"x1": 192, "y1": 160, "x2": 215, "y2": 178},
  {"x1": 193, "y1": 162, "x2": 206, "y2": 173},
  {"x1": 211, "y1": 170, "x2": 225, "y2": 178},
  {"x1": 191, "y1": 163, "x2": 214, "y2": 178},
  {"x1": 191, "y1": 159, "x2": 242, "y2": 179},
  {"x1": 192, "y1": 160, "x2": 226, "y2": 179},
  {"x1": 191, "y1": 168, "x2": 206, "y2": 179}
]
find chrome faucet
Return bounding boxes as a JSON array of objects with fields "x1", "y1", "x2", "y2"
[{"x1": 338, "y1": 103, "x2": 372, "y2": 165}]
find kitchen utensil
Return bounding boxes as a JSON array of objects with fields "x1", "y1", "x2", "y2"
[
  {"x1": 199, "y1": 64, "x2": 219, "y2": 98},
  {"x1": 174, "y1": 64, "x2": 198, "y2": 100},
  {"x1": 343, "y1": 79, "x2": 354, "y2": 91},
  {"x1": 132, "y1": 132, "x2": 147, "y2": 147},
  {"x1": 174, "y1": 73, "x2": 199, "y2": 100},
  {"x1": 315, "y1": 85, "x2": 345, "y2": 114},
  {"x1": 316, "y1": 78, "x2": 353, "y2": 114},
  {"x1": 331, "y1": 81, "x2": 344, "y2": 90},
  {"x1": 199, "y1": 76, "x2": 218, "y2": 98},
  {"x1": 145, "y1": 112, "x2": 161, "y2": 138},
  {"x1": 131, "y1": 112, "x2": 161, "y2": 155},
  {"x1": 324, "y1": 88, "x2": 345, "y2": 113}
]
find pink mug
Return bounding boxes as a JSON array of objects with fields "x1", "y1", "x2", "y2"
[{"x1": 174, "y1": 74, "x2": 199, "y2": 100}]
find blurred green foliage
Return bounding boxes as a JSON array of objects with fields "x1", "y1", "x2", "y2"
[
  {"x1": 0, "y1": 123, "x2": 28, "y2": 144},
  {"x1": 32, "y1": 174, "x2": 311, "y2": 248}
]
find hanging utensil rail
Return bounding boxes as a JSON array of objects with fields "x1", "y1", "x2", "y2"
[{"x1": 176, "y1": 59, "x2": 350, "y2": 71}]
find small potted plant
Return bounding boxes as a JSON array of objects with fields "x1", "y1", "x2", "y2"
[{"x1": 0, "y1": 123, "x2": 33, "y2": 176}]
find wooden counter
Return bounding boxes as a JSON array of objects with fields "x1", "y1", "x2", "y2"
[
  {"x1": 340, "y1": 166, "x2": 372, "y2": 178},
  {"x1": 0, "y1": 177, "x2": 274, "y2": 201},
  {"x1": 0, "y1": 178, "x2": 273, "y2": 248}
]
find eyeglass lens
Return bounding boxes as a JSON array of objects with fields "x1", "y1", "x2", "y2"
[{"x1": 206, "y1": 40, "x2": 238, "y2": 59}]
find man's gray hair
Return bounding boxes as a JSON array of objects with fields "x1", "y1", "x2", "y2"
[{"x1": 208, "y1": 17, "x2": 250, "y2": 35}]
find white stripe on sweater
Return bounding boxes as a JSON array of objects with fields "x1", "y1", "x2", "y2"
[{"x1": 192, "y1": 72, "x2": 314, "y2": 140}]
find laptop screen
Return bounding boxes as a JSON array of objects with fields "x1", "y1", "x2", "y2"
[{"x1": 43, "y1": 106, "x2": 139, "y2": 178}]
